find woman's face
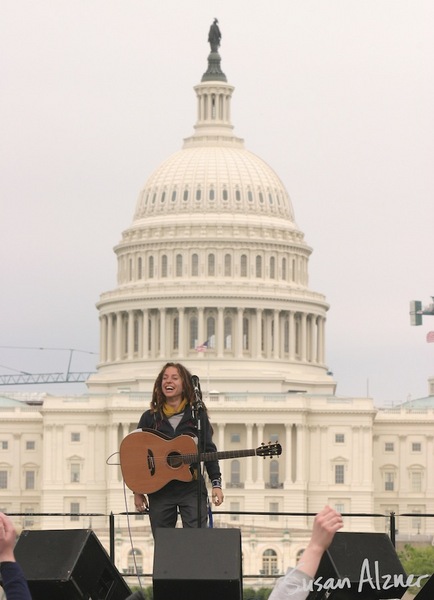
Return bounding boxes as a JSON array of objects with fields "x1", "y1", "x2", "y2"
[{"x1": 161, "y1": 366, "x2": 183, "y2": 403}]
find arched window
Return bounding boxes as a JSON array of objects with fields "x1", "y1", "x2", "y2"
[
  {"x1": 223, "y1": 188, "x2": 228, "y2": 200},
  {"x1": 189, "y1": 316, "x2": 198, "y2": 350},
  {"x1": 192, "y1": 253, "x2": 199, "y2": 276},
  {"x1": 282, "y1": 257, "x2": 287, "y2": 281},
  {"x1": 262, "y1": 549, "x2": 278, "y2": 576},
  {"x1": 256, "y1": 255, "x2": 262, "y2": 278},
  {"x1": 173, "y1": 317, "x2": 179, "y2": 350},
  {"x1": 270, "y1": 256, "x2": 275, "y2": 279},
  {"x1": 241, "y1": 255, "x2": 247, "y2": 277},
  {"x1": 208, "y1": 253, "x2": 215, "y2": 276},
  {"x1": 176, "y1": 254, "x2": 183, "y2": 277},
  {"x1": 224, "y1": 316, "x2": 232, "y2": 350},
  {"x1": 127, "y1": 548, "x2": 143, "y2": 575},
  {"x1": 161, "y1": 255, "x2": 168, "y2": 277},
  {"x1": 224, "y1": 254, "x2": 232, "y2": 276},
  {"x1": 207, "y1": 316, "x2": 215, "y2": 348},
  {"x1": 148, "y1": 256, "x2": 154, "y2": 278},
  {"x1": 137, "y1": 257, "x2": 142, "y2": 280}
]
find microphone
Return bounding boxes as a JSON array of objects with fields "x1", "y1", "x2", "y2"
[
  {"x1": 191, "y1": 375, "x2": 201, "y2": 393},
  {"x1": 191, "y1": 375, "x2": 203, "y2": 410}
]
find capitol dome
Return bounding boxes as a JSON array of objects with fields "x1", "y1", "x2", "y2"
[
  {"x1": 89, "y1": 38, "x2": 335, "y2": 396},
  {"x1": 133, "y1": 145, "x2": 295, "y2": 224}
]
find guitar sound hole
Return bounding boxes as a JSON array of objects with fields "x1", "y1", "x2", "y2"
[{"x1": 167, "y1": 451, "x2": 182, "y2": 469}]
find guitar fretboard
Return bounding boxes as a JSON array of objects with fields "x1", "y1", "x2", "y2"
[{"x1": 181, "y1": 448, "x2": 258, "y2": 464}]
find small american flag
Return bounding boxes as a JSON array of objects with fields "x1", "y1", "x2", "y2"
[
  {"x1": 427, "y1": 331, "x2": 434, "y2": 343},
  {"x1": 195, "y1": 340, "x2": 209, "y2": 352}
]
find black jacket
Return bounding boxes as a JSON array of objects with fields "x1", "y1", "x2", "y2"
[{"x1": 137, "y1": 405, "x2": 222, "y2": 482}]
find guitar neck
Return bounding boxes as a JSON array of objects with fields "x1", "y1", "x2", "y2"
[{"x1": 183, "y1": 448, "x2": 258, "y2": 464}]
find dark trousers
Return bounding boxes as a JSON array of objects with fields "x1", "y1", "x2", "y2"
[{"x1": 148, "y1": 478, "x2": 208, "y2": 537}]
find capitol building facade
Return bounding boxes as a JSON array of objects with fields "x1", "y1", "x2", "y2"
[{"x1": 1, "y1": 33, "x2": 434, "y2": 585}]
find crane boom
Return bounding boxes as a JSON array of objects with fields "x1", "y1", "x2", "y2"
[{"x1": 0, "y1": 372, "x2": 95, "y2": 385}]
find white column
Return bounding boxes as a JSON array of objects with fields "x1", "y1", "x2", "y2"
[
  {"x1": 218, "y1": 424, "x2": 225, "y2": 483},
  {"x1": 142, "y1": 308, "x2": 148, "y2": 359},
  {"x1": 256, "y1": 424, "x2": 264, "y2": 484},
  {"x1": 100, "y1": 315, "x2": 107, "y2": 363},
  {"x1": 320, "y1": 426, "x2": 328, "y2": 483},
  {"x1": 256, "y1": 309, "x2": 262, "y2": 359},
  {"x1": 115, "y1": 312, "x2": 123, "y2": 361},
  {"x1": 289, "y1": 311, "x2": 295, "y2": 361},
  {"x1": 246, "y1": 424, "x2": 253, "y2": 484},
  {"x1": 295, "y1": 424, "x2": 304, "y2": 484},
  {"x1": 127, "y1": 310, "x2": 134, "y2": 360},
  {"x1": 300, "y1": 313, "x2": 307, "y2": 362},
  {"x1": 107, "y1": 313, "x2": 114, "y2": 362},
  {"x1": 284, "y1": 423, "x2": 292, "y2": 486},
  {"x1": 319, "y1": 317, "x2": 325, "y2": 364}
]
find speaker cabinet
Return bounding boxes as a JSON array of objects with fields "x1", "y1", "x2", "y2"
[
  {"x1": 306, "y1": 532, "x2": 407, "y2": 600},
  {"x1": 153, "y1": 528, "x2": 243, "y2": 600},
  {"x1": 13, "y1": 529, "x2": 131, "y2": 600}
]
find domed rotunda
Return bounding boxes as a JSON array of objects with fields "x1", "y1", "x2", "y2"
[{"x1": 88, "y1": 32, "x2": 335, "y2": 396}]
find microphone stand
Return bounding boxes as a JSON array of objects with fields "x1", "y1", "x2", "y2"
[{"x1": 192, "y1": 377, "x2": 205, "y2": 528}]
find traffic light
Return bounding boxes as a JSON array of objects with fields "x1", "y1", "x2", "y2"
[{"x1": 410, "y1": 300, "x2": 422, "y2": 326}]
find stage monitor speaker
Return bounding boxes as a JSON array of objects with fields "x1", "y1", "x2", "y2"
[
  {"x1": 413, "y1": 573, "x2": 434, "y2": 599},
  {"x1": 13, "y1": 529, "x2": 132, "y2": 600},
  {"x1": 153, "y1": 528, "x2": 243, "y2": 600},
  {"x1": 306, "y1": 532, "x2": 407, "y2": 600}
]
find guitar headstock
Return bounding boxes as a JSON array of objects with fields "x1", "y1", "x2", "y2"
[{"x1": 256, "y1": 442, "x2": 282, "y2": 457}]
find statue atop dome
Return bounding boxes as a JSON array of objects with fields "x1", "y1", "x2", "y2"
[
  {"x1": 202, "y1": 19, "x2": 226, "y2": 82},
  {"x1": 208, "y1": 18, "x2": 221, "y2": 52}
]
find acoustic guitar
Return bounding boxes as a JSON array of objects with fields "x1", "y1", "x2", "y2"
[{"x1": 119, "y1": 428, "x2": 282, "y2": 494}]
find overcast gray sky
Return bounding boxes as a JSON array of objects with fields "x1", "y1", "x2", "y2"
[{"x1": 1, "y1": 1, "x2": 433, "y2": 405}]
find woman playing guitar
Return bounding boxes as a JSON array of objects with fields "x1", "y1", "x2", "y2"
[{"x1": 133, "y1": 362, "x2": 224, "y2": 535}]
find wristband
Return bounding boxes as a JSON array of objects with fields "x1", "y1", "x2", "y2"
[{"x1": 211, "y1": 478, "x2": 222, "y2": 489}]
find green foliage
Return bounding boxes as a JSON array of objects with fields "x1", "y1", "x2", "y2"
[
  {"x1": 243, "y1": 587, "x2": 273, "y2": 599},
  {"x1": 126, "y1": 585, "x2": 153, "y2": 599},
  {"x1": 398, "y1": 544, "x2": 434, "y2": 596}
]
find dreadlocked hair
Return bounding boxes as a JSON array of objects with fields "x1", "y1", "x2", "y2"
[{"x1": 150, "y1": 362, "x2": 207, "y2": 416}]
